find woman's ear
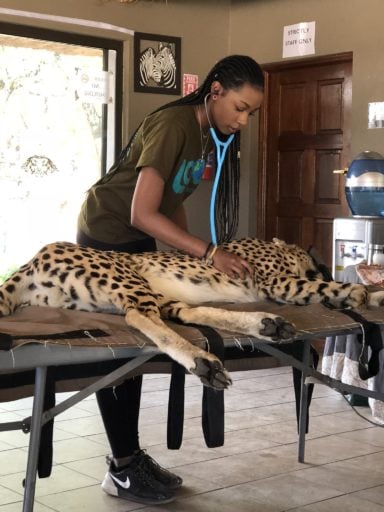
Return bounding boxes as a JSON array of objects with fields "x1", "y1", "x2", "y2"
[{"x1": 211, "y1": 80, "x2": 223, "y2": 96}]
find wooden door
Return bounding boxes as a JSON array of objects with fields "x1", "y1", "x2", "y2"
[{"x1": 257, "y1": 53, "x2": 352, "y2": 269}]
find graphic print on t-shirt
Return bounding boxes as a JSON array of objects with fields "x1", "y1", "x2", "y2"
[{"x1": 172, "y1": 158, "x2": 205, "y2": 194}]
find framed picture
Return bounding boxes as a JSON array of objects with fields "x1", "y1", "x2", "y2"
[{"x1": 134, "y1": 32, "x2": 181, "y2": 95}]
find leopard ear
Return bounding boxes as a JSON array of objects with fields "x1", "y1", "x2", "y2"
[
  {"x1": 272, "y1": 238, "x2": 287, "y2": 247},
  {"x1": 272, "y1": 238, "x2": 300, "y2": 251}
]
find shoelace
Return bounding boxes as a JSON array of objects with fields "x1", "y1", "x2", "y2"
[
  {"x1": 133, "y1": 457, "x2": 166, "y2": 490},
  {"x1": 139, "y1": 451, "x2": 172, "y2": 479}
]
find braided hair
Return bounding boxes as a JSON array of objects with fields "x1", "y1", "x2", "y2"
[{"x1": 111, "y1": 55, "x2": 264, "y2": 242}]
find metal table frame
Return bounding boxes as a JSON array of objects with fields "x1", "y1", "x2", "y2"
[{"x1": 1, "y1": 305, "x2": 384, "y2": 512}]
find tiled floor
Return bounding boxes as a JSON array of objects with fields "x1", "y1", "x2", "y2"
[{"x1": 0, "y1": 365, "x2": 384, "y2": 511}]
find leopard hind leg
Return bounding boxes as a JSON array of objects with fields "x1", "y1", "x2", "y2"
[{"x1": 0, "y1": 263, "x2": 34, "y2": 316}]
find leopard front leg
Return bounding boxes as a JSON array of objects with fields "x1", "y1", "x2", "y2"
[
  {"x1": 125, "y1": 309, "x2": 231, "y2": 390},
  {"x1": 162, "y1": 303, "x2": 296, "y2": 342},
  {"x1": 259, "y1": 276, "x2": 370, "y2": 308}
]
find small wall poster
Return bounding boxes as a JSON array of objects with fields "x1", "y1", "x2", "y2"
[
  {"x1": 283, "y1": 21, "x2": 315, "y2": 59},
  {"x1": 75, "y1": 69, "x2": 112, "y2": 104},
  {"x1": 183, "y1": 73, "x2": 199, "y2": 96}
]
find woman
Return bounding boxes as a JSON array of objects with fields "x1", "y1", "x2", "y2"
[{"x1": 77, "y1": 54, "x2": 264, "y2": 505}]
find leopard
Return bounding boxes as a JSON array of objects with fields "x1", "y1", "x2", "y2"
[{"x1": 1, "y1": 237, "x2": 384, "y2": 390}]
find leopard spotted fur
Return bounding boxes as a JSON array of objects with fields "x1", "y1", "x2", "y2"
[{"x1": 1, "y1": 237, "x2": 383, "y2": 389}]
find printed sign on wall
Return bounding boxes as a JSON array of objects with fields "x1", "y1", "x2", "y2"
[
  {"x1": 75, "y1": 69, "x2": 112, "y2": 104},
  {"x1": 183, "y1": 73, "x2": 199, "y2": 96},
  {"x1": 283, "y1": 21, "x2": 315, "y2": 58},
  {"x1": 368, "y1": 102, "x2": 384, "y2": 129}
]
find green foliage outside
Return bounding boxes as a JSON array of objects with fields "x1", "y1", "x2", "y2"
[{"x1": 0, "y1": 265, "x2": 18, "y2": 285}]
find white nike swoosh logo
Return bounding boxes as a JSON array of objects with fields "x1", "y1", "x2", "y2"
[{"x1": 110, "y1": 473, "x2": 131, "y2": 489}]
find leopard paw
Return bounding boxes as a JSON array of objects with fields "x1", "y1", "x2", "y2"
[
  {"x1": 260, "y1": 316, "x2": 296, "y2": 341},
  {"x1": 343, "y1": 284, "x2": 368, "y2": 308},
  {"x1": 192, "y1": 357, "x2": 232, "y2": 390}
]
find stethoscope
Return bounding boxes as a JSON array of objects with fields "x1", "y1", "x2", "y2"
[
  {"x1": 209, "y1": 128, "x2": 234, "y2": 245},
  {"x1": 204, "y1": 94, "x2": 235, "y2": 245}
]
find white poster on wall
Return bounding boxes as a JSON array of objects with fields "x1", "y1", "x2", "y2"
[
  {"x1": 283, "y1": 21, "x2": 315, "y2": 58},
  {"x1": 368, "y1": 102, "x2": 384, "y2": 129},
  {"x1": 75, "y1": 69, "x2": 112, "y2": 104}
]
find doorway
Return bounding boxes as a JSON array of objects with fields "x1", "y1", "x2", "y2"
[
  {"x1": 258, "y1": 52, "x2": 352, "y2": 269},
  {"x1": 0, "y1": 24, "x2": 123, "y2": 282}
]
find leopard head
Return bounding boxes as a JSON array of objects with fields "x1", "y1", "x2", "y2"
[{"x1": 272, "y1": 238, "x2": 325, "y2": 280}]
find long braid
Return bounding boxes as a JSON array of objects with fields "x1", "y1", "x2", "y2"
[
  {"x1": 214, "y1": 134, "x2": 240, "y2": 242},
  {"x1": 101, "y1": 55, "x2": 264, "y2": 242}
]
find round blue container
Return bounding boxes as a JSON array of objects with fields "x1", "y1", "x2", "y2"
[{"x1": 345, "y1": 150, "x2": 384, "y2": 217}]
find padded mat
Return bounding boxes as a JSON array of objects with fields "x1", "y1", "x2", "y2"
[{"x1": 0, "y1": 301, "x2": 378, "y2": 349}]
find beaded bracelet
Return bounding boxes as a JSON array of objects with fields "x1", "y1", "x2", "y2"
[
  {"x1": 203, "y1": 242, "x2": 213, "y2": 260},
  {"x1": 203, "y1": 243, "x2": 218, "y2": 265}
]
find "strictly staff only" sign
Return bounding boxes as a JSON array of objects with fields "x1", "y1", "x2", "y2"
[{"x1": 283, "y1": 21, "x2": 315, "y2": 58}]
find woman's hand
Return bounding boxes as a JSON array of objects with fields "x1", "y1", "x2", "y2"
[{"x1": 212, "y1": 248, "x2": 254, "y2": 280}]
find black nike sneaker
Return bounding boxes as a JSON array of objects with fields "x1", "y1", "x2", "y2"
[{"x1": 101, "y1": 457, "x2": 175, "y2": 505}]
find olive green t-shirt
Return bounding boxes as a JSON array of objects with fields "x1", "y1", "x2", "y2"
[{"x1": 78, "y1": 105, "x2": 211, "y2": 244}]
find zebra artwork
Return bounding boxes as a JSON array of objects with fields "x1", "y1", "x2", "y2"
[
  {"x1": 139, "y1": 43, "x2": 177, "y2": 90},
  {"x1": 156, "y1": 44, "x2": 176, "y2": 89}
]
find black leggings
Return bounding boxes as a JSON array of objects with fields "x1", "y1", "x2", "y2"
[{"x1": 76, "y1": 230, "x2": 156, "y2": 458}]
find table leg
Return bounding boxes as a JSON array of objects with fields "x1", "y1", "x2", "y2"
[
  {"x1": 22, "y1": 366, "x2": 47, "y2": 512},
  {"x1": 298, "y1": 340, "x2": 311, "y2": 463}
]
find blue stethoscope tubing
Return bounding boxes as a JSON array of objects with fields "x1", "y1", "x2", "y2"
[{"x1": 209, "y1": 127, "x2": 235, "y2": 245}]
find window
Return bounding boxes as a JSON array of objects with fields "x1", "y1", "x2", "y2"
[{"x1": 0, "y1": 23, "x2": 123, "y2": 281}]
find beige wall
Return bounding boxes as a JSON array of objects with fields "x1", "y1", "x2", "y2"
[
  {"x1": 2, "y1": 0, "x2": 384, "y2": 241},
  {"x1": 230, "y1": 0, "x2": 384, "y2": 234}
]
